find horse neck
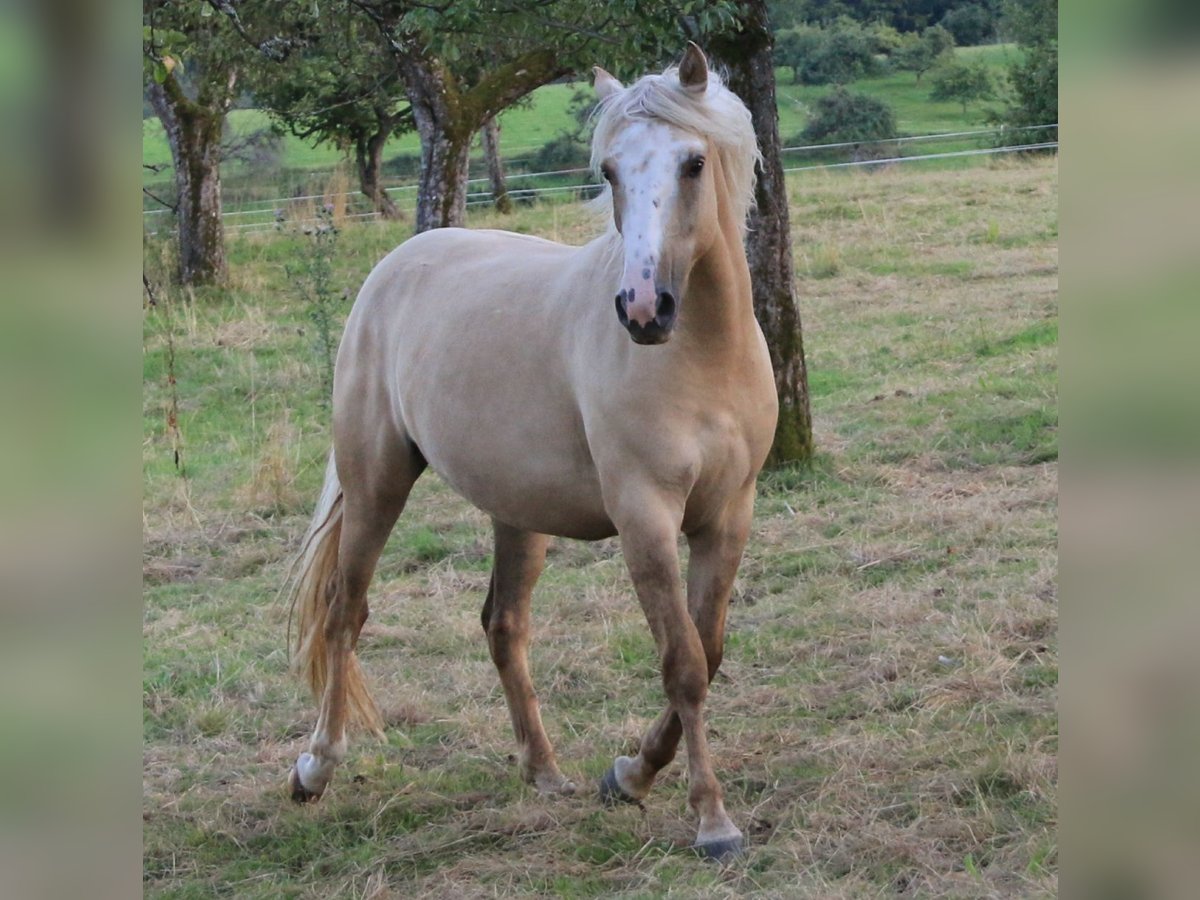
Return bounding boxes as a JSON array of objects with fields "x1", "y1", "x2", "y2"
[{"x1": 678, "y1": 168, "x2": 756, "y2": 356}]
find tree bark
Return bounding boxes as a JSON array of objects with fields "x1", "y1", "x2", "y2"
[
  {"x1": 147, "y1": 76, "x2": 230, "y2": 286},
  {"x1": 401, "y1": 57, "x2": 470, "y2": 231},
  {"x1": 708, "y1": 0, "x2": 813, "y2": 465},
  {"x1": 354, "y1": 120, "x2": 401, "y2": 220},
  {"x1": 481, "y1": 116, "x2": 512, "y2": 214},
  {"x1": 396, "y1": 48, "x2": 569, "y2": 233}
]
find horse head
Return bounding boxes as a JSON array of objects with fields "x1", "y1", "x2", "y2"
[{"x1": 592, "y1": 43, "x2": 740, "y2": 346}]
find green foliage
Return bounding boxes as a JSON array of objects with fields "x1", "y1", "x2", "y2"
[
  {"x1": 892, "y1": 25, "x2": 957, "y2": 83},
  {"x1": 993, "y1": 0, "x2": 1057, "y2": 140},
  {"x1": 939, "y1": 3, "x2": 997, "y2": 45},
  {"x1": 929, "y1": 59, "x2": 996, "y2": 114},
  {"x1": 774, "y1": 24, "x2": 824, "y2": 83},
  {"x1": 866, "y1": 22, "x2": 905, "y2": 56},
  {"x1": 248, "y1": 8, "x2": 409, "y2": 160},
  {"x1": 802, "y1": 86, "x2": 897, "y2": 146},
  {"x1": 1002, "y1": 0, "x2": 1057, "y2": 46},
  {"x1": 775, "y1": 17, "x2": 880, "y2": 86},
  {"x1": 922, "y1": 23, "x2": 957, "y2": 57}
]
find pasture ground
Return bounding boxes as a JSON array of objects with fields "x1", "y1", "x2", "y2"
[{"x1": 143, "y1": 156, "x2": 1058, "y2": 897}]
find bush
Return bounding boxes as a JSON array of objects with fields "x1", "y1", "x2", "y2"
[
  {"x1": 802, "y1": 87, "x2": 897, "y2": 149},
  {"x1": 529, "y1": 134, "x2": 591, "y2": 172},
  {"x1": 940, "y1": 3, "x2": 997, "y2": 46}
]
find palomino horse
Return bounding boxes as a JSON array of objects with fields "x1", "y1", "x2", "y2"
[{"x1": 286, "y1": 43, "x2": 777, "y2": 859}]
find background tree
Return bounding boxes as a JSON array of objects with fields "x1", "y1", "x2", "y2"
[
  {"x1": 939, "y1": 3, "x2": 996, "y2": 45},
  {"x1": 143, "y1": 2, "x2": 243, "y2": 285},
  {"x1": 707, "y1": 0, "x2": 813, "y2": 465},
  {"x1": 775, "y1": 17, "x2": 879, "y2": 86},
  {"x1": 893, "y1": 24, "x2": 956, "y2": 83},
  {"x1": 994, "y1": 0, "x2": 1057, "y2": 142},
  {"x1": 929, "y1": 59, "x2": 996, "y2": 113},
  {"x1": 250, "y1": 11, "x2": 410, "y2": 220},
  {"x1": 480, "y1": 117, "x2": 512, "y2": 214},
  {"x1": 347, "y1": 0, "x2": 733, "y2": 233},
  {"x1": 773, "y1": 25, "x2": 824, "y2": 84},
  {"x1": 144, "y1": 0, "x2": 298, "y2": 284}
]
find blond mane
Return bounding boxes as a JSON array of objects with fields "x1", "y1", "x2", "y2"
[{"x1": 590, "y1": 63, "x2": 761, "y2": 234}]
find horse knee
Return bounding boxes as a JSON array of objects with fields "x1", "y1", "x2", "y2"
[{"x1": 662, "y1": 645, "x2": 708, "y2": 709}]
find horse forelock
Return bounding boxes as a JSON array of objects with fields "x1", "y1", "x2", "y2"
[{"x1": 589, "y1": 64, "x2": 761, "y2": 234}]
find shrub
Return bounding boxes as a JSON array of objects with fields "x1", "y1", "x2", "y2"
[
  {"x1": 802, "y1": 87, "x2": 898, "y2": 149},
  {"x1": 529, "y1": 134, "x2": 591, "y2": 172}
]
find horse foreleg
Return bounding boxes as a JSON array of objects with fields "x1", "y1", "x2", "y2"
[
  {"x1": 604, "y1": 496, "x2": 747, "y2": 860},
  {"x1": 482, "y1": 522, "x2": 576, "y2": 795},
  {"x1": 603, "y1": 486, "x2": 755, "y2": 810}
]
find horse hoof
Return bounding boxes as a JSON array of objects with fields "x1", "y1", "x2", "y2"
[
  {"x1": 288, "y1": 766, "x2": 322, "y2": 804},
  {"x1": 598, "y1": 766, "x2": 639, "y2": 807},
  {"x1": 694, "y1": 835, "x2": 747, "y2": 862}
]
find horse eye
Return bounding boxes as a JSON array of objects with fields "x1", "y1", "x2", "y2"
[
  {"x1": 600, "y1": 165, "x2": 616, "y2": 184},
  {"x1": 683, "y1": 157, "x2": 705, "y2": 179}
]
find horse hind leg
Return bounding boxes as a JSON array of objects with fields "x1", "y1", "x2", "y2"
[
  {"x1": 482, "y1": 521, "x2": 575, "y2": 796},
  {"x1": 288, "y1": 440, "x2": 426, "y2": 802}
]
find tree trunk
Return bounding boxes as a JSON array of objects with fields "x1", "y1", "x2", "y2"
[
  {"x1": 355, "y1": 125, "x2": 401, "y2": 220},
  {"x1": 148, "y1": 80, "x2": 229, "y2": 286},
  {"x1": 481, "y1": 116, "x2": 512, "y2": 214},
  {"x1": 708, "y1": 0, "x2": 814, "y2": 465},
  {"x1": 402, "y1": 59, "x2": 470, "y2": 232},
  {"x1": 396, "y1": 49, "x2": 568, "y2": 233}
]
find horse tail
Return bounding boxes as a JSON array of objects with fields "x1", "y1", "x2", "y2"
[{"x1": 286, "y1": 451, "x2": 384, "y2": 736}]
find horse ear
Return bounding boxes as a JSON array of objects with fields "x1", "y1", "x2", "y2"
[
  {"x1": 593, "y1": 67, "x2": 623, "y2": 100},
  {"x1": 679, "y1": 42, "x2": 709, "y2": 94}
]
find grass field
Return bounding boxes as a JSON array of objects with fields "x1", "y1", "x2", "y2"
[
  {"x1": 143, "y1": 154, "x2": 1058, "y2": 897},
  {"x1": 142, "y1": 45, "x2": 1022, "y2": 197}
]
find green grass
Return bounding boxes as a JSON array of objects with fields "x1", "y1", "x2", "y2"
[{"x1": 144, "y1": 157, "x2": 1057, "y2": 897}]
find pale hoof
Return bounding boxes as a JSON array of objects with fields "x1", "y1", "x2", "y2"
[
  {"x1": 598, "y1": 766, "x2": 640, "y2": 807},
  {"x1": 694, "y1": 834, "x2": 747, "y2": 862},
  {"x1": 533, "y1": 773, "x2": 578, "y2": 797},
  {"x1": 287, "y1": 765, "x2": 322, "y2": 804}
]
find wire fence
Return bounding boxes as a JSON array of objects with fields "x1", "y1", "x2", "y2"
[{"x1": 145, "y1": 124, "x2": 1058, "y2": 236}]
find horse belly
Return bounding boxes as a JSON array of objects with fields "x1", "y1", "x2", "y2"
[
  {"x1": 433, "y1": 449, "x2": 616, "y2": 541},
  {"x1": 408, "y1": 394, "x2": 616, "y2": 540}
]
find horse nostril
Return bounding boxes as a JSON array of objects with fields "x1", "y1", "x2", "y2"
[
  {"x1": 656, "y1": 291, "x2": 676, "y2": 320},
  {"x1": 615, "y1": 293, "x2": 629, "y2": 326}
]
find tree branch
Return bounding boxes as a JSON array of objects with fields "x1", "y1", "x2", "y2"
[{"x1": 143, "y1": 186, "x2": 178, "y2": 213}]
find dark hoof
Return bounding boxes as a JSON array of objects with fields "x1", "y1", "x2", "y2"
[
  {"x1": 288, "y1": 766, "x2": 321, "y2": 804},
  {"x1": 694, "y1": 836, "x2": 747, "y2": 862},
  {"x1": 598, "y1": 766, "x2": 640, "y2": 807}
]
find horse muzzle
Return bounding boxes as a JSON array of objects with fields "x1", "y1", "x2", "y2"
[{"x1": 615, "y1": 288, "x2": 677, "y2": 345}]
